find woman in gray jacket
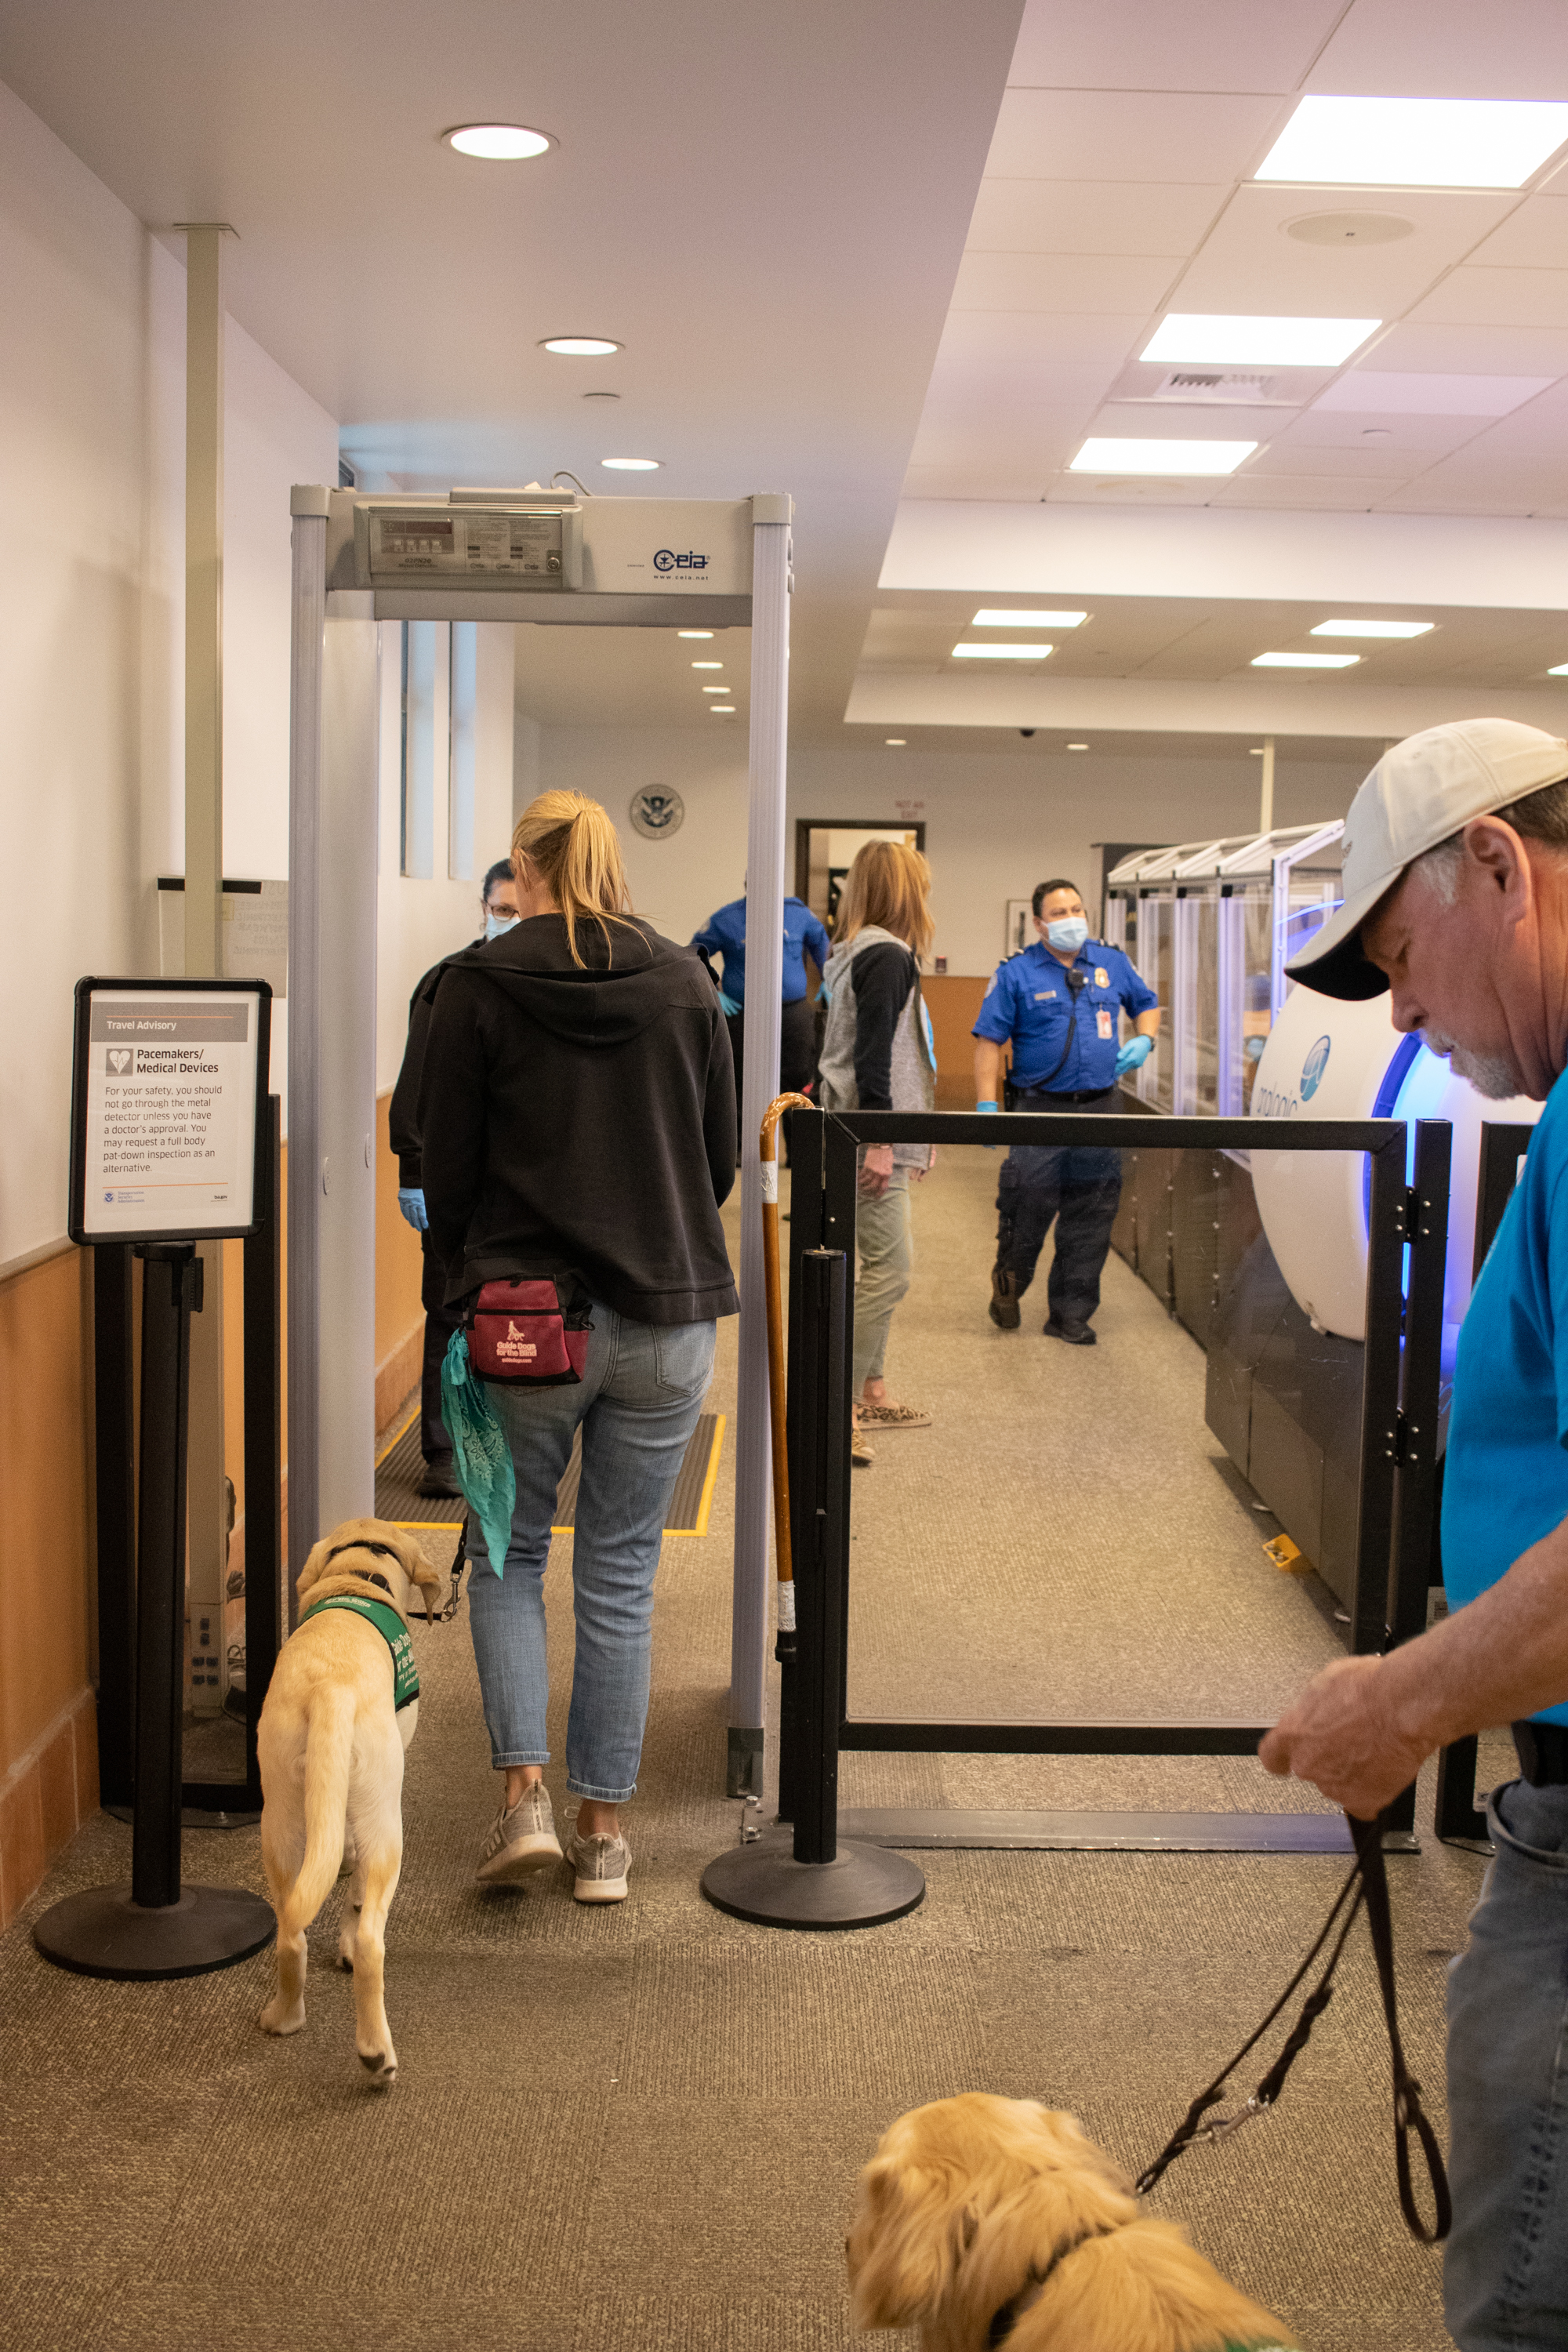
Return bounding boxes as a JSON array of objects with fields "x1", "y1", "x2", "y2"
[{"x1": 817, "y1": 840, "x2": 937, "y2": 1466}]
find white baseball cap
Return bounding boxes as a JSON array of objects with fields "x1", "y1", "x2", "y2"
[{"x1": 1286, "y1": 717, "x2": 1568, "y2": 1000}]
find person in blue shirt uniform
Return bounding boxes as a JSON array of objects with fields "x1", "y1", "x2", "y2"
[
  {"x1": 971, "y1": 877, "x2": 1160, "y2": 1345},
  {"x1": 1258, "y1": 717, "x2": 1568, "y2": 2350},
  {"x1": 691, "y1": 890, "x2": 832, "y2": 1123}
]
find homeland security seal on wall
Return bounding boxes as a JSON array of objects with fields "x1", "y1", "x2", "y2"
[{"x1": 630, "y1": 787, "x2": 684, "y2": 840}]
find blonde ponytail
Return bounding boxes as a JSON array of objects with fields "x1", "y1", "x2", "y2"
[{"x1": 510, "y1": 791, "x2": 638, "y2": 967}]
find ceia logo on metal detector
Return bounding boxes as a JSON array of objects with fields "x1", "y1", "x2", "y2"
[
  {"x1": 653, "y1": 548, "x2": 709, "y2": 572},
  {"x1": 1300, "y1": 1035, "x2": 1332, "y2": 1100}
]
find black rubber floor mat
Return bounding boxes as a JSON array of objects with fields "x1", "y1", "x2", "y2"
[{"x1": 374, "y1": 1410, "x2": 724, "y2": 1537}]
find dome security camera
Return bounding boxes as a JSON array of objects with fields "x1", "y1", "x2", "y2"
[{"x1": 1018, "y1": 728, "x2": 1036, "y2": 739}]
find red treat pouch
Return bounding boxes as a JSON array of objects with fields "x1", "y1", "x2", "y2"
[{"x1": 466, "y1": 1278, "x2": 591, "y2": 1385}]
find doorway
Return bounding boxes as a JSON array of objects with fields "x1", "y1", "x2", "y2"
[{"x1": 793, "y1": 818, "x2": 927, "y2": 931}]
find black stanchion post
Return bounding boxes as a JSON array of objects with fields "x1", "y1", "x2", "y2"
[
  {"x1": 34, "y1": 1247, "x2": 274, "y2": 1980},
  {"x1": 92, "y1": 1243, "x2": 136, "y2": 1809},
  {"x1": 701, "y1": 1244, "x2": 924, "y2": 1929},
  {"x1": 775, "y1": 1106, "x2": 825, "y2": 1828}
]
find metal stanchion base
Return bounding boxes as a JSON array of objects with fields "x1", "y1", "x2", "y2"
[
  {"x1": 701, "y1": 1828, "x2": 925, "y2": 1929},
  {"x1": 34, "y1": 1882, "x2": 275, "y2": 1981}
]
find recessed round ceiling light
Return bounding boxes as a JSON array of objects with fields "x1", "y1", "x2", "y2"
[
  {"x1": 691, "y1": 661, "x2": 723, "y2": 670},
  {"x1": 710, "y1": 705, "x2": 736, "y2": 714},
  {"x1": 702, "y1": 685, "x2": 728, "y2": 694},
  {"x1": 678, "y1": 630, "x2": 713, "y2": 640},
  {"x1": 885, "y1": 738, "x2": 906, "y2": 746},
  {"x1": 445, "y1": 124, "x2": 553, "y2": 161},
  {"x1": 1067, "y1": 742, "x2": 1090, "y2": 752},
  {"x1": 1283, "y1": 210, "x2": 1414, "y2": 246},
  {"x1": 601, "y1": 456, "x2": 660, "y2": 470},
  {"x1": 541, "y1": 336, "x2": 621, "y2": 358}
]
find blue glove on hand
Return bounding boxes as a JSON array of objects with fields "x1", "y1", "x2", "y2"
[
  {"x1": 1116, "y1": 1036, "x2": 1153, "y2": 1078},
  {"x1": 718, "y1": 989, "x2": 742, "y2": 1018},
  {"x1": 977, "y1": 1098, "x2": 999, "y2": 1149},
  {"x1": 397, "y1": 1186, "x2": 428, "y2": 1233}
]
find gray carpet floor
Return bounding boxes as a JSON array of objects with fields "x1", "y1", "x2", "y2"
[{"x1": 1, "y1": 1148, "x2": 1497, "y2": 2349}]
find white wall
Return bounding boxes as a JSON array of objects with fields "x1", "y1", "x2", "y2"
[
  {"x1": 376, "y1": 622, "x2": 515, "y2": 1093},
  {"x1": 0, "y1": 68, "x2": 350, "y2": 1258},
  {"x1": 525, "y1": 719, "x2": 1368, "y2": 974}
]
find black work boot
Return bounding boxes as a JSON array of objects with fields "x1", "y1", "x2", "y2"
[{"x1": 989, "y1": 1266, "x2": 1022, "y2": 1330}]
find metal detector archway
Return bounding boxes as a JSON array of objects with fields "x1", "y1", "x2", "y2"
[{"x1": 286, "y1": 484, "x2": 789, "y2": 1788}]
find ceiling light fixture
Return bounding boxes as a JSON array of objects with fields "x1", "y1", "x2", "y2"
[
  {"x1": 1255, "y1": 95, "x2": 1568, "y2": 191},
  {"x1": 678, "y1": 631, "x2": 713, "y2": 640},
  {"x1": 445, "y1": 123, "x2": 553, "y2": 160},
  {"x1": 1067, "y1": 742, "x2": 1090, "y2": 752},
  {"x1": 1142, "y1": 315, "x2": 1378, "y2": 367},
  {"x1": 702, "y1": 686, "x2": 729, "y2": 694},
  {"x1": 952, "y1": 642, "x2": 1053, "y2": 659},
  {"x1": 971, "y1": 608, "x2": 1087, "y2": 627},
  {"x1": 1069, "y1": 437, "x2": 1256, "y2": 475},
  {"x1": 1311, "y1": 618, "x2": 1432, "y2": 638},
  {"x1": 541, "y1": 336, "x2": 621, "y2": 357},
  {"x1": 1548, "y1": 664, "x2": 1568, "y2": 677},
  {"x1": 601, "y1": 456, "x2": 660, "y2": 470},
  {"x1": 1251, "y1": 651, "x2": 1360, "y2": 669},
  {"x1": 885, "y1": 738, "x2": 907, "y2": 746},
  {"x1": 691, "y1": 661, "x2": 723, "y2": 670},
  {"x1": 710, "y1": 705, "x2": 736, "y2": 714}
]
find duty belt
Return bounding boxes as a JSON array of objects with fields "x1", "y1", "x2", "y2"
[{"x1": 1013, "y1": 1085, "x2": 1115, "y2": 1105}]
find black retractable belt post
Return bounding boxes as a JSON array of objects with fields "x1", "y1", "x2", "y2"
[{"x1": 702, "y1": 1247, "x2": 925, "y2": 1928}]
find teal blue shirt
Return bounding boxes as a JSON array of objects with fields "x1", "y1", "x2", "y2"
[{"x1": 1442, "y1": 1067, "x2": 1566, "y2": 1726}]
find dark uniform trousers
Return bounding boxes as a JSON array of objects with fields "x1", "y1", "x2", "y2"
[
  {"x1": 727, "y1": 994, "x2": 818, "y2": 1128},
  {"x1": 421, "y1": 1234, "x2": 464, "y2": 1464},
  {"x1": 995, "y1": 1087, "x2": 1122, "y2": 1328}
]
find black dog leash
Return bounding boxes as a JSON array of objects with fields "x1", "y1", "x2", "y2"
[
  {"x1": 1136, "y1": 1812, "x2": 1450, "y2": 2245},
  {"x1": 428, "y1": 1518, "x2": 469, "y2": 1624}
]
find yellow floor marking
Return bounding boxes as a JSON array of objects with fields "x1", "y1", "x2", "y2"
[
  {"x1": 669, "y1": 1411, "x2": 726, "y2": 1540},
  {"x1": 375, "y1": 1404, "x2": 420, "y2": 1469}
]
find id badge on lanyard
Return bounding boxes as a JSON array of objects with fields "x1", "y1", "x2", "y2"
[{"x1": 1097, "y1": 1007, "x2": 1112, "y2": 1040}]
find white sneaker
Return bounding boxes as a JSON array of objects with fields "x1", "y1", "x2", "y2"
[
  {"x1": 476, "y1": 1782, "x2": 564, "y2": 1884},
  {"x1": 568, "y1": 1828, "x2": 631, "y2": 1903}
]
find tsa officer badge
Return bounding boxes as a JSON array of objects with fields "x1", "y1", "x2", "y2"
[{"x1": 630, "y1": 786, "x2": 685, "y2": 840}]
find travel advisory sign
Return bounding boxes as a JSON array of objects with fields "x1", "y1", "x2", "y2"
[{"x1": 69, "y1": 978, "x2": 271, "y2": 1244}]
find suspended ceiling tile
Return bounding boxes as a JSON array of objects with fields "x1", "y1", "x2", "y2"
[
  {"x1": 1242, "y1": 441, "x2": 1425, "y2": 479},
  {"x1": 1044, "y1": 474, "x2": 1221, "y2": 504},
  {"x1": 1407, "y1": 267, "x2": 1568, "y2": 328},
  {"x1": 1269, "y1": 408, "x2": 1485, "y2": 456},
  {"x1": 1370, "y1": 320, "x2": 1568, "y2": 374},
  {"x1": 901, "y1": 468, "x2": 1054, "y2": 501},
  {"x1": 1305, "y1": 0, "x2": 1568, "y2": 100},
  {"x1": 1370, "y1": 481, "x2": 1545, "y2": 516},
  {"x1": 985, "y1": 89, "x2": 1287, "y2": 185},
  {"x1": 1169, "y1": 186, "x2": 1517, "y2": 317},
  {"x1": 1468, "y1": 194, "x2": 1568, "y2": 268},
  {"x1": 1087, "y1": 398, "x2": 1300, "y2": 443},
  {"x1": 1312, "y1": 368, "x2": 1556, "y2": 414},
  {"x1": 951, "y1": 249, "x2": 1180, "y2": 313},
  {"x1": 1210, "y1": 474, "x2": 1403, "y2": 508},
  {"x1": 933, "y1": 308, "x2": 1149, "y2": 371},
  {"x1": 1007, "y1": 0, "x2": 1345, "y2": 93},
  {"x1": 964, "y1": 178, "x2": 1229, "y2": 257}
]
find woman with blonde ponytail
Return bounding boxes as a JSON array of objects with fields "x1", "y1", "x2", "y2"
[{"x1": 418, "y1": 790, "x2": 738, "y2": 1904}]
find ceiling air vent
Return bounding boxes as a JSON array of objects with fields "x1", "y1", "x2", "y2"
[{"x1": 1151, "y1": 370, "x2": 1281, "y2": 405}]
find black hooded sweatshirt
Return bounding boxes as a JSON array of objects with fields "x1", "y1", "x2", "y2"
[{"x1": 417, "y1": 913, "x2": 739, "y2": 1324}]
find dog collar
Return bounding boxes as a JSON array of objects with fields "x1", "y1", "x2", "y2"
[{"x1": 985, "y1": 2225, "x2": 1116, "y2": 2346}]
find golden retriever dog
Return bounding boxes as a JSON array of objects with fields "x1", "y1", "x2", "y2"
[
  {"x1": 257, "y1": 1518, "x2": 441, "y2": 2085},
  {"x1": 848, "y1": 2096, "x2": 1295, "y2": 2352}
]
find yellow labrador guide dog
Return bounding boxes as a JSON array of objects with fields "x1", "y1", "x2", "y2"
[{"x1": 257, "y1": 1518, "x2": 441, "y2": 2085}]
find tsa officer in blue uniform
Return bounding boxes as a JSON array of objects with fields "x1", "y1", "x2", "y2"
[
  {"x1": 691, "y1": 889, "x2": 832, "y2": 1119},
  {"x1": 972, "y1": 877, "x2": 1160, "y2": 1344}
]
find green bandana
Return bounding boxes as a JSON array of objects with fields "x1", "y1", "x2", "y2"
[{"x1": 303, "y1": 1594, "x2": 419, "y2": 1711}]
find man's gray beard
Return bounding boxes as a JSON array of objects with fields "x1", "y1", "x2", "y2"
[{"x1": 1421, "y1": 1028, "x2": 1519, "y2": 1102}]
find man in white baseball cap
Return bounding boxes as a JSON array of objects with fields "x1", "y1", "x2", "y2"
[{"x1": 1262, "y1": 717, "x2": 1568, "y2": 2348}]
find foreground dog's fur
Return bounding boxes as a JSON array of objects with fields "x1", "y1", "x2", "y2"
[
  {"x1": 257, "y1": 1518, "x2": 441, "y2": 2084},
  {"x1": 848, "y1": 2096, "x2": 1294, "y2": 2352}
]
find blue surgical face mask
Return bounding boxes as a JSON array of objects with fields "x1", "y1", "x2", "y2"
[
  {"x1": 485, "y1": 911, "x2": 520, "y2": 942},
  {"x1": 1045, "y1": 916, "x2": 1088, "y2": 954}
]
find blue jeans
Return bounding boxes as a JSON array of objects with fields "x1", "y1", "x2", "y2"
[
  {"x1": 1446, "y1": 1776, "x2": 1568, "y2": 2349},
  {"x1": 466, "y1": 1304, "x2": 717, "y2": 1803}
]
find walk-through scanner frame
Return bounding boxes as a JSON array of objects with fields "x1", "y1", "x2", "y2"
[
  {"x1": 777, "y1": 1105, "x2": 1452, "y2": 1856},
  {"x1": 286, "y1": 486, "x2": 791, "y2": 1783}
]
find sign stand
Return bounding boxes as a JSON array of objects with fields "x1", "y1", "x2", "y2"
[{"x1": 36, "y1": 978, "x2": 278, "y2": 1980}]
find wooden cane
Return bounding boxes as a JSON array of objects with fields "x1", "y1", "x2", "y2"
[{"x1": 760, "y1": 1092, "x2": 814, "y2": 1637}]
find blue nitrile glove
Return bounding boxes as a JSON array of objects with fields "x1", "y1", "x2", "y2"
[
  {"x1": 1116, "y1": 1036, "x2": 1153, "y2": 1079},
  {"x1": 397, "y1": 1186, "x2": 428, "y2": 1233},
  {"x1": 978, "y1": 1098, "x2": 999, "y2": 1149},
  {"x1": 718, "y1": 989, "x2": 741, "y2": 1018}
]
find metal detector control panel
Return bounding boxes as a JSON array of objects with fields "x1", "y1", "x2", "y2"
[{"x1": 353, "y1": 501, "x2": 583, "y2": 590}]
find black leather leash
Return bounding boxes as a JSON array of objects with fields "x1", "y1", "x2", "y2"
[
  {"x1": 428, "y1": 1518, "x2": 469, "y2": 1624},
  {"x1": 1136, "y1": 1810, "x2": 1450, "y2": 2245}
]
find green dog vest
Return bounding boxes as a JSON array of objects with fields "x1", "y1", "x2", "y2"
[{"x1": 303, "y1": 1594, "x2": 419, "y2": 1711}]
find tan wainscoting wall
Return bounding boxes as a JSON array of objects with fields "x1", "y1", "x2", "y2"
[
  {"x1": 923, "y1": 973, "x2": 995, "y2": 1109},
  {"x1": 0, "y1": 1090, "x2": 430, "y2": 1927}
]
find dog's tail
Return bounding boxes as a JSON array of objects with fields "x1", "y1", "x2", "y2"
[{"x1": 278, "y1": 1683, "x2": 358, "y2": 1940}]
